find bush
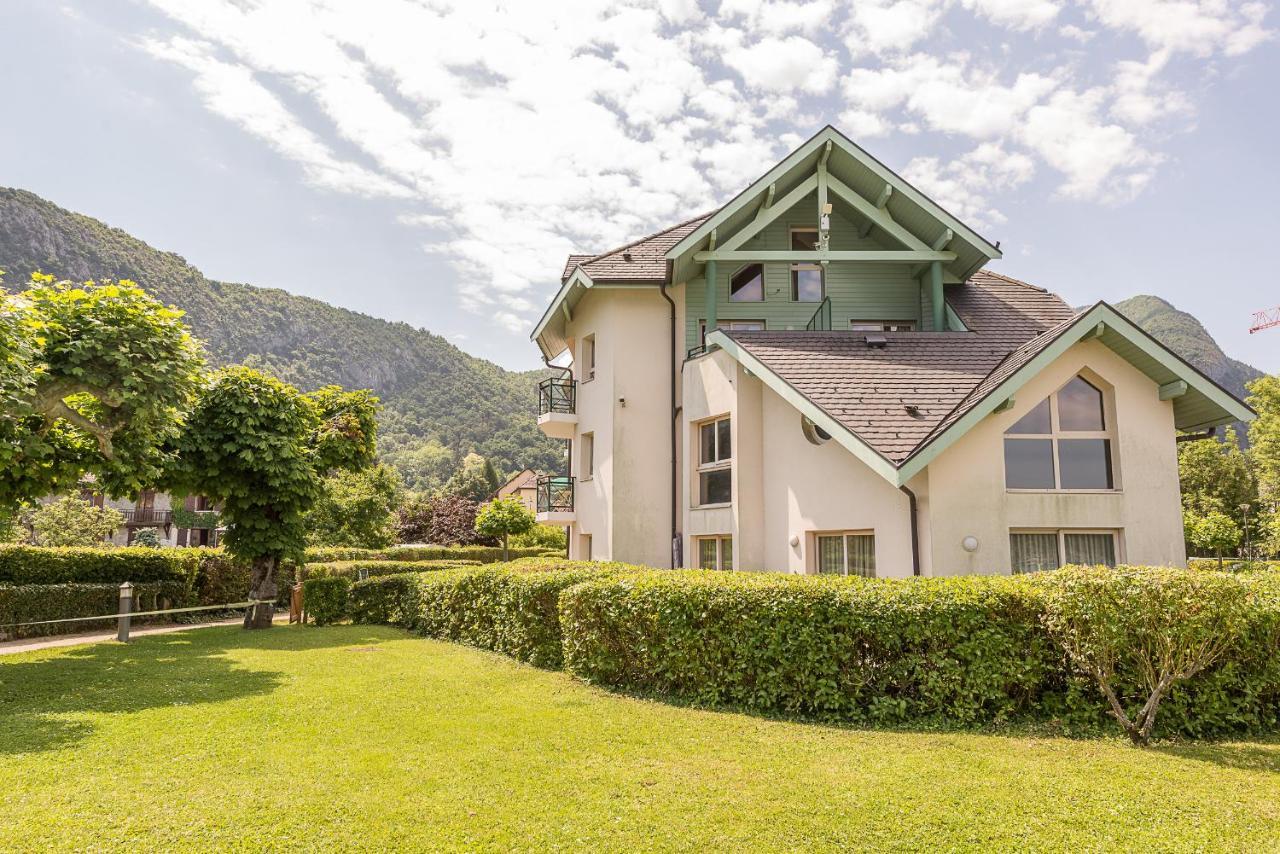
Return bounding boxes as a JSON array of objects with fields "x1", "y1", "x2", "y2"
[
  {"x1": 303, "y1": 576, "x2": 352, "y2": 626},
  {"x1": 349, "y1": 574, "x2": 424, "y2": 627},
  {"x1": 305, "y1": 560, "x2": 481, "y2": 582},
  {"x1": 511, "y1": 524, "x2": 568, "y2": 551},
  {"x1": 0, "y1": 581, "x2": 191, "y2": 639},
  {"x1": 0, "y1": 545, "x2": 202, "y2": 587},
  {"x1": 302, "y1": 544, "x2": 549, "y2": 564}
]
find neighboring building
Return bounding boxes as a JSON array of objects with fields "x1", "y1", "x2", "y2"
[
  {"x1": 492, "y1": 468, "x2": 540, "y2": 514},
  {"x1": 76, "y1": 488, "x2": 221, "y2": 548},
  {"x1": 531, "y1": 126, "x2": 1254, "y2": 575}
]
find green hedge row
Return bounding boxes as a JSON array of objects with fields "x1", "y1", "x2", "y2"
[
  {"x1": 0, "y1": 581, "x2": 192, "y2": 639},
  {"x1": 351, "y1": 560, "x2": 630, "y2": 668},
  {"x1": 558, "y1": 569, "x2": 1280, "y2": 738},
  {"x1": 303, "y1": 560, "x2": 481, "y2": 581},
  {"x1": 303, "y1": 545, "x2": 557, "y2": 564},
  {"x1": 1189, "y1": 557, "x2": 1280, "y2": 573},
  {"x1": 302, "y1": 577, "x2": 351, "y2": 626}
]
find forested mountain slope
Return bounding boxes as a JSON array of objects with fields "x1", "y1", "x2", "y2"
[{"x1": 0, "y1": 188, "x2": 560, "y2": 486}]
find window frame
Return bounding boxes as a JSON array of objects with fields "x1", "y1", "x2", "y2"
[
  {"x1": 695, "y1": 535, "x2": 734, "y2": 570},
  {"x1": 580, "y1": 432, "x2": 594, "y2": 481},
  {"x1": 728, "y1": 263, "x2": 765, "y2": 303},
  {"x1": 1009, "y1": 528, "x2": 1121, "y2": 573},
  {"x1": 849, "y1": 320, "x2": 917, "y2": 332},
  {"x1": 581, "y1": 334, "x2": 596, "y2": 383},
  {"x1": 812, "y1": 530, "x2": 876, "y2": 577},
  {"x1": 789, "y1": 227, "x2": 824, "y2": 303},
  {"x1": 696, "y1": 415, "x2": 732, "y2": 508},
  {"x1": 1004, "y1": 374, "x2": 1116, "y2": 493}
]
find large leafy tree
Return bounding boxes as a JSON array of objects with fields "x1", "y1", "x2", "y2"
[
  {"x1": 0, "y1": 273, "x2": 204, "y2": 507},
  {"x1": 444, "y1": 451, "x2": 501, "y2": 503},
  {"x1": 474, "y1": 496, "x2": 535, "y2": 561},
  {"x1": 306, "y1": 464, "x2": 402, "y2": 549},
  {"x1": 168, "y1": 369, "x2": 378, "y2": 628},
  {"x1": 26, "y1": 495, "x2": 125, "y2": 547},
  {"x1": 1248, "y1": 376, "x2": 1280, "y2": 553}
]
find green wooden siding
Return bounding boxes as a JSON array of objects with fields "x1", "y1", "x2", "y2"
[{"x1": 684, "y1": 191, "x2": 938, "y2": 347}]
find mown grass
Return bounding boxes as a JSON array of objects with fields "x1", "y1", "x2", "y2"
[{"x1": 1, "y1": 625, "x2": 1278, "y2": 851}]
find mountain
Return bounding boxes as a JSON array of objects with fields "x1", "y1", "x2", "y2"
[
  {"x1": 1114, "y1": 295, "x2": 1265, "y2": 405},
  {"x1": 0, "y1": 188, "x2": 562, "y2": 489}
]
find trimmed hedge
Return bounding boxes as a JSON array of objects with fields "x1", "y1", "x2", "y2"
[
  {"x1": 303, "y1": 545, "x2": 555, "y2": 564},
  {"x1": 559, "y1": 568, "x2": 1280, "y2": 738},
  {"x1": 1189, "y1": 557, "x2": 1280, "y2": 573},
  {"x1": 304, "y1": 560, "x2": 481, "y2": 581},
  {"x1": 352, "y1": 560, "x2": 630, "y2": 668},
  {"x1": 303, "y1": 577, "x2": 351, "y2": 626},
  {"x1": 0, "y1": 581, "x2": 192, "y2": 639},
  {"x1": 0, "y1": 545, "x2": 202, "y2": 587}
]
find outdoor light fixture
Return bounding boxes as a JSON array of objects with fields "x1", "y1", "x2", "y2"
[
  {"x1": 789, "y1": 535, "x2": 800, "y2": 547},
  {"x1": 962, "y1": 536, "x2": 979, "y2": 552}
]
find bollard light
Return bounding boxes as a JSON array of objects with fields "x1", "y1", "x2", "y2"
[{"x1": 117, "y1": 581, "x2": 134, "y2": 643}]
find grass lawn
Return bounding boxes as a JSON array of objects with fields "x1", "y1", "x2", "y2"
[{"x1": 2, "y1": 626, "x2": 1278, "y2": 851}]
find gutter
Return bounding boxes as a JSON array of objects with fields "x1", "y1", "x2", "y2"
[
  {"x1": 1176, "y1": 427, "x2": 1216, "y2": 443},
  {"x1": 659, "y1": 282, "x2": 679, "y2": 568},
  {"x1": 898, "y1": 485, "x2": 921, "y2": 576}
]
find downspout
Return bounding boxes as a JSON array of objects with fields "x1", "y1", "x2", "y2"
[
  {"x1": 899, "y1": 485, "x2": 921, "y2": 577},
  {"x1": 660, "y1": 282, "x2": 679, "y2": 568},
  {"x1": 542, "y1": 353, "x2": 573, "y2": 560}
]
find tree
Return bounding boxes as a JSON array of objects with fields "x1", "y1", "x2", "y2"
[
  {"x1": 382, "y1": 438, "x2": 455, "y2": 493},
  {"x1": 444, "y1": 452, "x2": 500, "y2": 503},
  {"x1": 306, "y1": 464, "x2": 402, "y2": 549},
  {"x1": 1041, "y1": 566, "x2": 1250, "y2": 746},
  {"x1": 1248, "y1": 375, "x2": 1280, "y2": 555},
  {"x1": 395, "y1": 492, "x2": 434, "y2": 544},
  {"x1": 167, "y1": 368, "x2": 377, "y2": 628},
  {"x1": 27, "y1": 496, "x2": 123, "y2": 547},
  {"x1": 511, "y1": 523, "x2": 567, "y2": 551},
  {"x1": 0, "y1": 273, "x2": 204, "y2": 510},
  {"x1": 1186, "y1": 510, "x2": 1242, "y2": 570},
  {"x1": 428, "y1": 493, "x2": 486, "y2": 546},
  {"x1": 474, "y1": 497, "x2": 535, "y2": 561}
]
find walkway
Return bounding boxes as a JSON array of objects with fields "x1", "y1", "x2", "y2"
[{"x1": 0, "y1": 614, "x2": 288, "y2": 656}]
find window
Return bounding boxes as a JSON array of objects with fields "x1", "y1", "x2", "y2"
[
  {"x1": 580, "y1": 432, "x2": 594, "y2": 480},
  {"x1": 730, "y1": 264, "x2": 764, "y2": 302},
  {"x1": 697, "y1": 416, "x2": 732, "y2": 505},
  {"x1": 1004, "y1": 375, "x2": 1114, "y2": 490},
  {"x1": 850, "y1": 320, "x2": 916, "y2": 332},
  {"x1": 697, "y1": 536, "x2": 733, "y2": 570},
  {"x1": 579, "y1": 533, "x2": 592, "y2": 561},
  {"x1": 789, "y1": 228, "x2": 824, "y2": 303},
  {"x1": 582, "y1": 335, "x2": 596, "y2": 381},
  {"x1": 700, "y1": 319, "x2": 765, "y2": 344},
  {"x1": 1010, "y1": 530, "x2": 1118, "y2": 573},
  {"x1": 800, "y1": 415, "x2": 831, "y2": 445},
  {"x1": 815, "y1": 532, "x2": 876, "y2": 577}
]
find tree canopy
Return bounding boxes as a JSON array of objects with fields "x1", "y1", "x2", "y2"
[
  {"x1": 474, "y1": 497, "x2": 535, "y2": 560},
  {"x1": 306, "y1": 464, "x2": 402, "y2": 550}
]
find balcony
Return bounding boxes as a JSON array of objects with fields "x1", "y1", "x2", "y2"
[
  {"x1": 537, "y1": 377, "x2": 578, "y2": 440},
  {"x1": 536, "y1": 475, "x2": 575, "y2": 523},
  {"x1": 123, "y1": 509, "x2": 172, "y2": 528}
]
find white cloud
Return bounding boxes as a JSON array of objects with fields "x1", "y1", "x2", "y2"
[
  {"x1": 961, "y1": 0, "x2": 1062, "y2": 30},
  {"x1": 722, "y1": 34, "x2": 840, "y2": 93},
  {"x1": 1084, "y1": 0, "x2": 1274, "y2": 56},
  {"x1": 903, "y1": 142, "x2": 1035, "y2": 227}
]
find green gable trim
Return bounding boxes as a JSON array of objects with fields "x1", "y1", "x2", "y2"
[
  {"x1": 895, "y1": 302, "x2": 1257, "y2": 483},
  {"x1": 707, "y1": 330, "x2": 901, "y2": 485}
]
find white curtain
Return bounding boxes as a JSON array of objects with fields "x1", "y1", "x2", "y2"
[
  {"x1": 846, "y1": 535, "x2": 876, "y2": 578},
  {"x1": 1010, "y1": 533, "x2": 1060, "y2": 574},
  {"x1": 1064, "y1": 533, "x2": 1116, "y2": 567}
]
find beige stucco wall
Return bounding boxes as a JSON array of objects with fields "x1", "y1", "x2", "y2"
[{"x1": 924, "y1": 338, "x2": 1187, "y2": 573}]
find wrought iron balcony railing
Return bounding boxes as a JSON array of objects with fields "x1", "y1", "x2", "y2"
[
  {"x1": 123, "y1": 509, "x2": 173, "y2": 527},
  {"x1": 537, "y1": 377, "x2": 577, "y2": 416},
  {"x1": 536, "y1": 475, "x2": 575, "y2": 514}
]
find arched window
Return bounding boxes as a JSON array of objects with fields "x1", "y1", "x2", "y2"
[
  {"x1": 729, "y1": 264, "x2": 764, "y2": 302},
  {"x1": 1004, "y1": 375, "x2": 1114, "y2": 490}
]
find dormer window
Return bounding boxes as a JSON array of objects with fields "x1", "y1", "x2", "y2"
[
  {"x1": 790, "y1": 228, "x2": 823, "y2": 302},
  {"x1": 1004, "y1": 375, "x2": 1114, "y2": 490},
  {"x1": 730, "y1": 264, "x2": 764, "y2": 302}
]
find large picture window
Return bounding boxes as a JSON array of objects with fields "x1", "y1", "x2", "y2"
[
  {"x1": 696, "y1": 536, "x2": 733, "y2": 570},
  {"x1": 1004, "y1": 375, "x2": 1114, "y2": 490},
  {"x1": 790, "y1": 227, "x2": 824, "y2": 302},
  {"x1": 815, "y1": 532, "x2": 876, "y2": 577},
  {"x1": 697, "y1": 416, "x2": 732, "y2": 505},
  {"x1": 1010, "y1": 530, "x2": 1118, "y2": 573}
]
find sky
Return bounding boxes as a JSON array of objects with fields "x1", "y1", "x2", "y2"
[{"x1": 1, "y1": 0, "x2": 1277, "y2": 373}]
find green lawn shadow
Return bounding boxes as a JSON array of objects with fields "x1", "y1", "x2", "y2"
[{"x1": 0, "y1": 624, "x2": 400, "y2": 755}]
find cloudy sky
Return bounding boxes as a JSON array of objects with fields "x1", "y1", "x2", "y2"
[{"x1": 2, "y1": 0, "x2": 1277, "y2": 372}]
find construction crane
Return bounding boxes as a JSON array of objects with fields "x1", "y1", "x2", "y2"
[{"x1": 1250, "y1": 306, "x2": 1280, "y2": 334}]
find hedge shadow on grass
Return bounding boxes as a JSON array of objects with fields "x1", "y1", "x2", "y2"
[
  {"x1": 1153, "y1": 741, "x2": 1280, "y2": 774},
  {"x1": 0, "y1": 625, "x2": 400, "y2": 755}
]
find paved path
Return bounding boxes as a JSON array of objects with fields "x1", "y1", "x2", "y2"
[{"x1": 0, "y1": 614, "x2": 288, "y2": 656}]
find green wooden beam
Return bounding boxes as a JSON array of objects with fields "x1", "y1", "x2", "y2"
[
  {"x1": 1082, "y1": 322, "x2": 1106, "y2": 340},
  {"x1": 827, "y1": 174, "x2": 931, "y2": 252},
  {"x1": 817, "y1": 141, "x2": 831, "y2": 251},
  {"x1": 693, "y1": 249, "x2": 956, "y2": 263},
  {"x1": 931, "y1": 228, "x2": 953, "y2": 251},
  {"x1": 708, "y1": 227, "x2": 717, "y2": 252},
  {"x1": 560, "y1": 303, "x2": 571, "y2": 322},
  {"x1": 1159, "y1": 379, "x2": 1188, "y2": 400},
  {"x1": 875, "y1": 183, "x2": 892, "y2": 209},
  {"x1": 929, "y1": 261, "x2": 944, "y2": 332},
  {"x1": 993, "y1": 398, "x2": 1015, "y2": 413},
  {"x1": 704, "y1": 258, "x2": 717, "y2": 341},
  {"x1": 719, "y1": 174, "x2": 819, "y2": 253}
]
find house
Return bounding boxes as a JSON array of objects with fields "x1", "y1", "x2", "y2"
[
  {"x1": 492, "y1": 468, "x2": 540, "y2": 514},
  {"x1": 74, "y1": 487, "x2": 221, "y2": 548},
  {"x1": 530, "y1": 126, "x2": 1254, "y2": 576}
]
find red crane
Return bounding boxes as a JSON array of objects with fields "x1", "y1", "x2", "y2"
[{"x1": 1250, "y1": 306, "x2": 1280, "y2": 334}]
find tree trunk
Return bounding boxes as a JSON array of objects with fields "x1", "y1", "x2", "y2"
[
  {"x1": 1217, "y1": 549, "x2": 1224, "y2": 571},
  {"x1": 502, "y1": 532, "x2": 509, "y2": 562},
  {"x1": 244, "y1": 555, "x2": 278, "y2": 630}
]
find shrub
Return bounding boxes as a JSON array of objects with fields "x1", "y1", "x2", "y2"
[
  {"x1": 349, "y1": 574, "x2": 423, "y2": 627},
  {"x1": 27, "y1": 496, "x2": 124, "y2": 547},
  {"x1": 1039, "y1": 566, "x2": 1254, "y2": 745},
  {"x1": 0, "y1": 581, "x2": 191, "y2": 639},
  {"x1": 131, "y1": 528, "x2": 162, "y2": 548},
  {"x1": 511, "y1": 523, "x2": 568, "y2": 551},
  {"x1": 305, "y1": 560, "x2": 481, "y2": 582},
  {"x1": 302, "y1": 544, "x2": 549, "y2": 564},
  {"x1": 303, "y1": 576, "x2": 351, "y2": 626},
  {"x1": 0, "y1": 545, "x2": 202, "y2": 587}
]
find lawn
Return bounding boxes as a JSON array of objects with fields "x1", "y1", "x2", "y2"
[{"x1": 2, "y1": 626, "x2": 1278, "y2": 851}]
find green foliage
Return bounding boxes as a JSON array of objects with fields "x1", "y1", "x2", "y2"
[
  {"x1": 1177, "y1": 429, "x2": 1256, "y2": 523},
  {"x1": 131, "y1": 528, "x2": 162, "y2": 548},
  {"x1": 511, "y1": 523, "x2": 567, "y2": 551},
  {"x1": 301, "y1": 544, "x2": 549, "y2": 564},
  {"x1": 474, "y1": 496, "x2": 535, "y2": 559},
  {"x1": 0, "y1": 544, "x2": 201, "y2": 586},
  {"x1": 0, "y1": 273, "x2": 205, "y2": 508},
  {"x1": 172, "y1": 507, "x2": 219, "y2": 529},
  {"x1": 348, "y1": 573, "x2": 424, "y2": 626},
  {"x1": 1040, "y1": 566, "x2": 1253, "y2": 745},
  {"x1": 304, "y1": 559, "x2": 481, "y2": 581},
  {"x1": 1185, "y1": 510, "x2": 1243, "y2": 568},
  {"x1": 27, "y1": 496, "x2": 124, "y2": 547},
  {"x1": 444, "y1": 452, "x2": 501, "y2": 503},
  {"x1": 1249, "y1": 375, "x2": 1280, "y2": 553},
  {"x1": 303, "y1": 576, "x2": 351, "y2": 626},
  {"x1": 0, "y1": 580, "x2": 190, "y2": 639},
  {"x1": 382, "y1": 439, "x2": 455, "y2": 493},
  {"x1": 305, "y1": 464, "x2": 401, "y2": 549},
  {"x1": 394, "y1": 492, "x2": 486, "y2": 546}
]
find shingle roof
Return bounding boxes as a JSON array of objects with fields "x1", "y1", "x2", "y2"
[
  {"x1": 722, "y1": 271, "x2": 1077, "y2": 464},
  {"x1": 561, "y1": 213, "x2": 714, "y2": 283}
]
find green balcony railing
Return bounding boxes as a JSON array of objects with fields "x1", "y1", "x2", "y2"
[
  {"x1": 805, "y1": 296, "x2": 832, "y2": 331},
  {"x1": 537, "y1": 377, "x2": 576, "y2": 416},
  {"x1": 536, "y1": 475, "x2": 575, "y2": 514}
]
